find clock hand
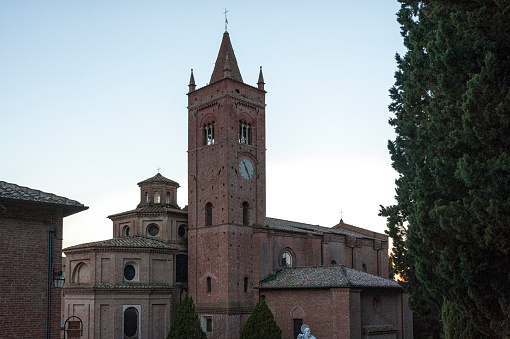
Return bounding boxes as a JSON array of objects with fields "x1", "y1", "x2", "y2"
[{"x1": 243, "y1": 162, "x2": 250, "y2": 176}]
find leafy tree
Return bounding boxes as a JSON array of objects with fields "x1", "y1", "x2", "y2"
[
  {"x1": 167, "y1": 294, "x2": 206, "y2": 339},
  {"x1": 382, "y1": 0, "x2": 510, "y2": 337},
  {"x1": 240, "y1": 300, "x2": 281, "y2": 339}
]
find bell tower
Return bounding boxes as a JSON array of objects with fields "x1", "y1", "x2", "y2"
[{"x1": 187, "y1": 31, "x2": 266, "y2": 338}]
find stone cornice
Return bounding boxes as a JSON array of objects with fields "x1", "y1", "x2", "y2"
[
  {"x1": 64, "y1": 247, "x2": 176, "y2": 255},
  {"x1": 64, "y1": 284, "x2": 176, "y2": 294},
  {"x1": 189, "y1": 92, "x2": 265, "y2": 112}
]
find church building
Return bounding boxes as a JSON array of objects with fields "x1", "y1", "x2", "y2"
[{"x1": 63, "y1": 31, "x2": 412, "y2": 339}]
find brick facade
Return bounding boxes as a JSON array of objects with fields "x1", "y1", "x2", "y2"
[
  {"x1": 59, "y1": 30, "x2": 412, "y2": 339},
  {"x1": 0, "y1": 182, "x2": 86, "y2": 339}
]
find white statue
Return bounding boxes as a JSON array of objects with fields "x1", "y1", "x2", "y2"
[{"x1": 297, "y1": 324, "x2": 316, "y2": 339}]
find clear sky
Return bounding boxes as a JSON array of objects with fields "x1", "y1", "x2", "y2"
[{"x1": 1, "y1": 1, "x2": 406, "y2": 249}]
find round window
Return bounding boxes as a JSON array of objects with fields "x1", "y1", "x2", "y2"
[
  {"x1": 147, "y1": 224, "x2": 159, "y2": 236},
  {"x1": 178, "y1": 225, "x2": 186, "y2": 238},
  {"x1": 124, "y1": 265, "x2": 136, "y2": 281}
]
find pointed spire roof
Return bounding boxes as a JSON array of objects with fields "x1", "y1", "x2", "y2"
[
  {"x1": 258, "y1": 66, "x2": 265, "y2": 90},
  {"x1": 210, "y1": 32, "x2": 243, "y2": 84},
  {"x1": 188, "y1": 69, "x2": 196, "y2": 92}
]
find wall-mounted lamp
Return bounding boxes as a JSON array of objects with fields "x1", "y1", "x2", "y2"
[{"x1": 53, "y1": 270, "x2": 65, "y2": 288}]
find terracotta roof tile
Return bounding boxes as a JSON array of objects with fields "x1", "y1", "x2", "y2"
[
  {"x1": 258, "y1": 266, "x2": 401, "y2": 289},
  {"x1": 108, "y1": 205, "x2": 187, "y2": 218},
  {"x1": 0, "y1": 181, "x2": 85, "y2": 207},
  {"x1": 0, "y1": 181, "x2": 87, "y2": 217},
  {"x1": 137, "y1": 173, "x2": 179, "y2": 186},
  {"x1": 265, "y1": 217, "x2": 376, "y2": 239},
  {"x1": 64, "y1": 236, "x2": 176, "y2": 251}
]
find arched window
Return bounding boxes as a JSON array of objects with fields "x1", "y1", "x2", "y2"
[
  {"x1": 144, "y1": 192, "x2": 149, "y2": 203},
  {"x1": 205, "y1": 202, "x2": 213, "y2": 226},
  {"x1": 244, "y1": 277, "x2": 249, "y2": 293},
  {"x1": 175, "y1": 253, "x2": 188, "y2": 283},
  {"x1": 362, "y1": 263, "x2": 367, "y2": 272},
  {"x1": 72, "y1": 262, "x2": 90, "y2": 284},
  {"x1": 239, "y1": 121, "x2": 251, "y2": 145},
  {"x1": 124, "y1": 307, "x2": 139, "y2": 338},
  {"x1": 154, "y1": 191, "x2": 160, "y2": 204},
  {"x1": 123, "y1": 226, "x2": 130, "y2": 237},
  {"x1": 203, "y1": 122, "x2": 215, "y2": 145},
  {"x1": 281, "y1": 251, "x2": 293, "y2": 268},
  {"x1": 166, "y1": 192, "x2": 171, "y2": 204},
  {"x1": 242, "y1": 202, "x2": 249, "y2": 225},
  {"x1": 206, "y1": 277, "x2": 212, "y2": 293}
]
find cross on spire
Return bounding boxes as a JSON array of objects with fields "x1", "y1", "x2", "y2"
[
  {"x1": 224, "y1": 8, "x2": 229, "y2": 32},
  {"x1": 157, "y1": 166, "x2": 161, "y2": 173}
]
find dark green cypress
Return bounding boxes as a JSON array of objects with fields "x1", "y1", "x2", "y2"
[
  {"x1": 167, "y1": 294, "x2": 206, "y2": 339},
  {"x1": 382, "y1": 1, "x2": 510, "y2": 337},
  {"x1": 240, "y1": 300, "x2": 282, "y2": 339}
]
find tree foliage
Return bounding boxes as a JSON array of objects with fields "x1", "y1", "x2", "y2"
[
  {"x1": 167, "y1": 294, "x2": 206, "y2": 339},
  {"x1": 381, "y1": 0, "x2": 510, "y2": 337},
  {"x1": 240, "y1": 300, "x2": 282, "y2": 339}
]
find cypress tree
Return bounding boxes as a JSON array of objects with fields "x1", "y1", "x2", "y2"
[
  {"x1": 382, "y1": 1, "x2": 510, "y2": 337},
  {"x1": 167, "y1": 294, "x2": 206, "y2": 339},
  {"x1": 240, "y1": 300, "x2": 282, "y2": 339}
]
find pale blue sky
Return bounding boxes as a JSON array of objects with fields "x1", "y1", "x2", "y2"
[{"x1": 1, "y1": 1, "x2": 405, "y2": 248}]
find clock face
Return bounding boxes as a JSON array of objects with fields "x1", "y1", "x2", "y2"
[{"x1": 239, "y1": 159, "x2": 254, "y2": 179}]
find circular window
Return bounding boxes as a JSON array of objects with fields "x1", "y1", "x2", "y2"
[
  {"x1": 178, "y1": 225, "x2": 186, "y2": 238},
  {"x1": 281, "y1": 251, "x2": 292, "y2": 268},
  {"x1": 124, "y1": 265, "x2": 136, "y2": 281},
  {"x1": 147, "y1": 224, "x2": 159, "y2": 236}
]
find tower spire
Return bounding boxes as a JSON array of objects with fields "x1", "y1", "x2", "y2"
[
  {"x1": 258, "y1": 66, "x2": 265, "y2": 90},
  {"x1": 210, "y1": 32, "x2": 243, "y2": 84},
  {"x1": 188, "y1": 69, "x2": 196, "y2": 92},
  {"x1": 223, "y1": 52, "x2": 232, "y2": 78}
]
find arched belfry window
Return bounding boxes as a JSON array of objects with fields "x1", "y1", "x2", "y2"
[
  {"x1": 203, "y1": 122, "x2": 215, "y2": 145},
  {"x1": 242, "y1": 202, "x2": 249, "y2": 225},
  {"x1": 205, "y1": 202, "x2": 213, "y2": 226},
  {"x1": 144, "y1": 192, "x2": 149, "y2": 203},
  {"x1": 154, "y1": 191, "x2": 160, "y2": 204},
  {"x1": 239, "y1": 120, "x2": 251, "y2": 145},
  {"x1": 166, "y1": 192, "x2": 171, "y2": 204}
]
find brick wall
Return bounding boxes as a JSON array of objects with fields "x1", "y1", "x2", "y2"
[{"x1": 0, "y1": 201, "x2": 63, "y2": 338}]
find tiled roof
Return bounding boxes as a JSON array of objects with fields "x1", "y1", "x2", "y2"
[
  {"x1": 108, "y1": 205, "x2": 187, "y2": 218},
  {"x1": 0, "y1": 181, "x2": 87, "y2": 216},
  {"x1": 258, "y1": 266, "x2": 401, "y2": 289},
  {"x1": 64, "y1": 236, "x2": 176, "y2": 251},
  {"x1": 265, "y1": 217, "x2": 375, "y2": 239},
  {"x1": 333, "y1": 219, "x2": 387, "y2": 240},
  {"x1": 137, "y1": 173, "x2": 179, "y2": 186}
]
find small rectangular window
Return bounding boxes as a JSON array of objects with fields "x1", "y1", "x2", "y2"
[{"x1": 201, "y1": 316, "x2": 213, "y2": 333}]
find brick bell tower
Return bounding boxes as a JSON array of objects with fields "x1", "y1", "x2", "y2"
[{"x1": 187, "y1": 31, "x2": 266, "y2": 338}]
